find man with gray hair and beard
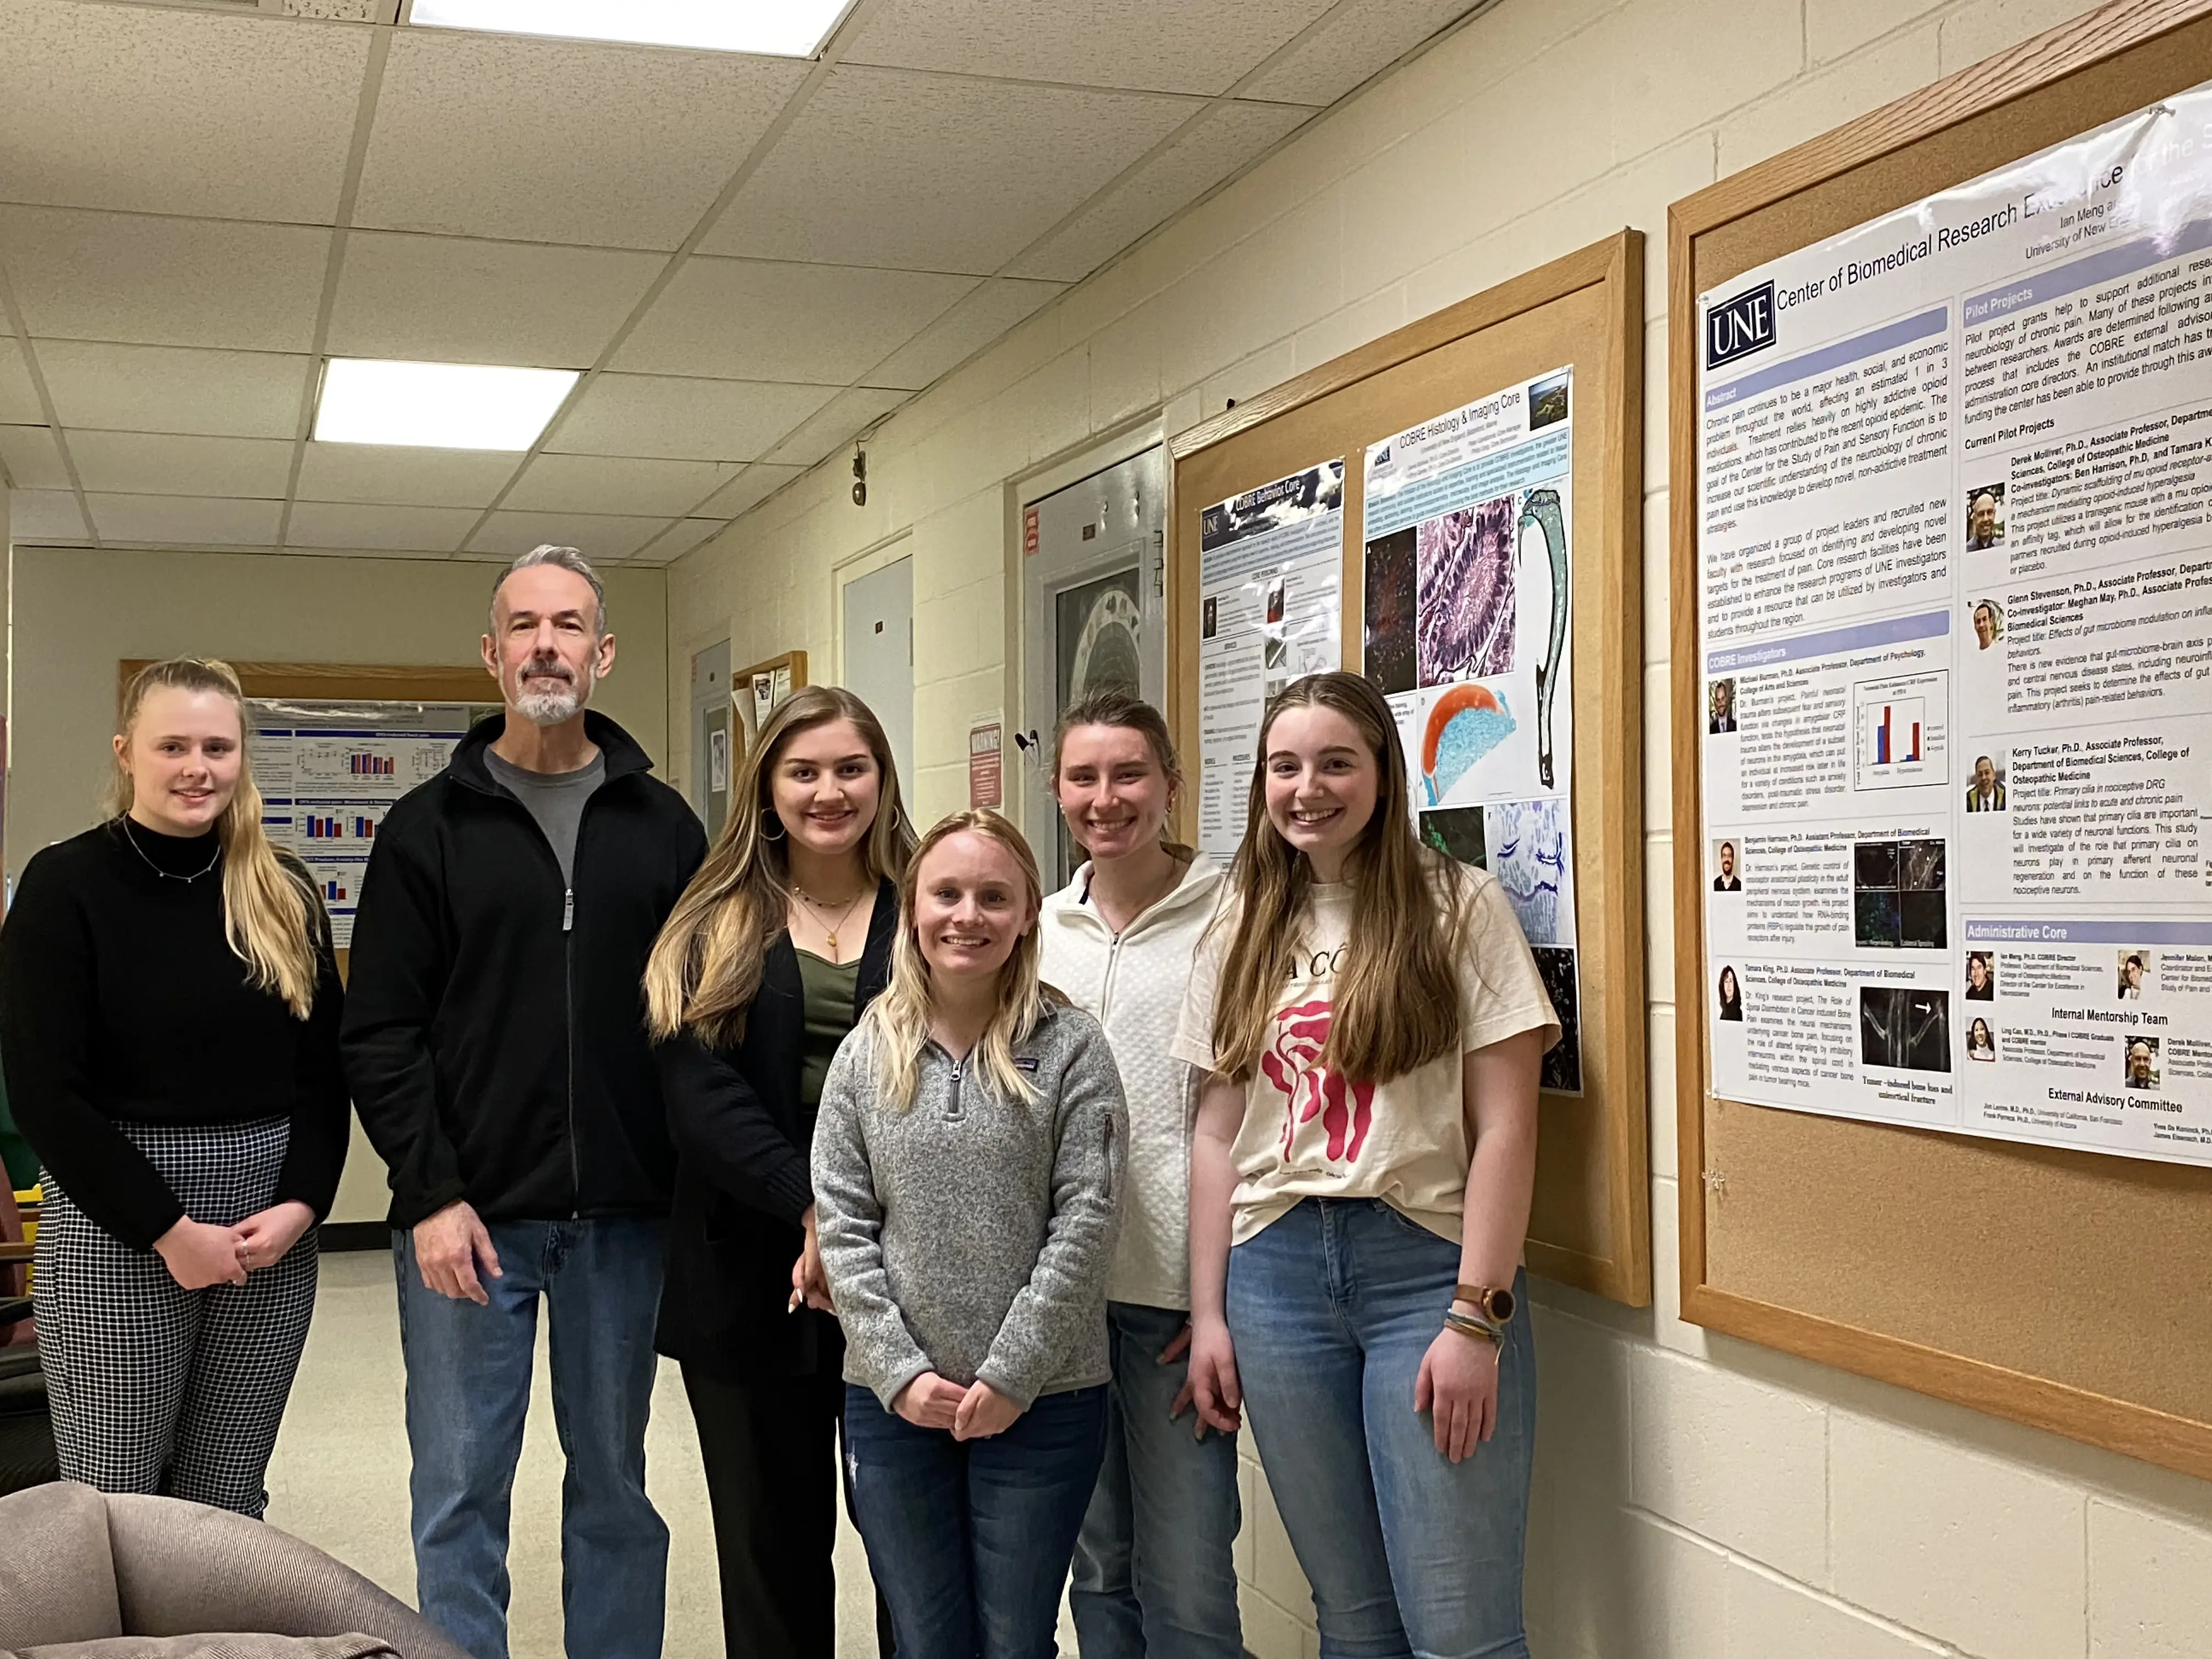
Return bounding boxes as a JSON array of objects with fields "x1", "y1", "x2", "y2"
[{"x1": 345, "y1": 546, "x2": 706, "y2": 1659}]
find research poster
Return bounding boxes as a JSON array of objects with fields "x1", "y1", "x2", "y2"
[
  {"x1": 1697, "y1": 80, "x2": 2212, "y2": 1164},
  {"x1": 1195, "y1": 461, "x2": 1345, "y2": 859},
  {"x1": 1364, "y1": 369, "x2": 1583, "y2": 1091},
  {"x1": 252, "y1": 699, "x2": 486, "y2": 946}
]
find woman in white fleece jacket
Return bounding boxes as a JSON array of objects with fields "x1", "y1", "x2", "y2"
[{"x1": 1038, "y1": 690, "x2": 1242, "y2": 1659}]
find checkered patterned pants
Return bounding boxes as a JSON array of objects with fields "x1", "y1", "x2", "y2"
[{"x1": 35, "y1": 1115, "x2": 319, "y2": 1518}]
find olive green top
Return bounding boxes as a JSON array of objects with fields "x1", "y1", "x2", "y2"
[{"x1": 797, "y1": 948, "x2": 863, "y2": 1111}]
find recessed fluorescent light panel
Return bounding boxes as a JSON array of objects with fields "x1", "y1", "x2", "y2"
[
  {"x1": 314, "y1": 359, "x2": 579, "y2": 451},
  {"x1": 409, "y1": 0, "x2": 856, "y2": 57}
]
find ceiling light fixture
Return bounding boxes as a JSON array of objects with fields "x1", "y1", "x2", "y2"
[
  {"x1": 313, "y1": 359, "x2": 579, "y2": 451},
  {"x1": 408, "y1": 0, "x2": 856, "y2": 58}
]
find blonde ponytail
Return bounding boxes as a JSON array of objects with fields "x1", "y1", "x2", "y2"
[{"x1": 111, "y1": 658, "x2": 321, "y2": 1019}]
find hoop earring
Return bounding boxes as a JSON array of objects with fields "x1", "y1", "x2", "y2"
[
  {"x1": 760, "y1": 812, "x2": 787, "y2": 842},
  {"x1": 889, "y1": 804, "x2": 905, "y2": 832}
]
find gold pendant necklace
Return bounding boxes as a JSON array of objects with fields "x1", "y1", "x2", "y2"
[{"x1": 794, "y1": 883, "x2": 866, "y2": 955}]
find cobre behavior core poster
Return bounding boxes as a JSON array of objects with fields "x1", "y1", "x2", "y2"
[
  {"x1": 1195, "y1": 462, "x2": 1346, "y2": 859},
  {"x1": 1696, "y1": 78, "x2": 2212, "y2": 1164},
  {"x1": 253, "y1": 699, "x2": 488, "y2": 947},
  {"x1": 1363, "y1": 368, "x2": 1583, "y2": 1092}
]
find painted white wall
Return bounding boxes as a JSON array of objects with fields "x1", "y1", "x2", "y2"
[
  {"x1": 670, "y1": 1, "x2": 2212, "y2": 1654},
  {"x1": 11, "y1": 544, "x2": 670, "y2": 1226}
]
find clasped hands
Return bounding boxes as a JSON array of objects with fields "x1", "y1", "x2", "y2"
[
  {"x1": 154, "y1": 1200, "x2": 316, "y2": 1291},
  {"x1": 893, "y1": 1370, "x2": 1022, "y2": 1440}
]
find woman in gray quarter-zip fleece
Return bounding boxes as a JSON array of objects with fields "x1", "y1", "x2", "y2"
[{"x1": 811, "y1": 809, "x2": 1125, "y2": 1659}]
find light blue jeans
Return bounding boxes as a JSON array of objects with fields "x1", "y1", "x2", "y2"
[
  {"x1": 1227, "y1": 1200, "x2": 1535, "y2": 1659},
  {"x1": 1070, "y1": 1302, "x2": 1244, "y2": 1659},
  {"x1": 394, "y1": 1218, "x2": 669, "y2": 1659}
]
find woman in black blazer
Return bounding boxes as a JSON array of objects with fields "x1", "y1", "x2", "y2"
[{"x1": 644, "y1": 685, "x2": 913, "y2": 1659}]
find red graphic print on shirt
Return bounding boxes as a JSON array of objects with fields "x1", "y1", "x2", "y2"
[{"x1": 1260, "y1": 999, "x2": 1376, "y2": 1164}]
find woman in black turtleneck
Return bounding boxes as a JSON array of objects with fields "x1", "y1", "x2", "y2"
[{"x1": 0, "y1": 657, "x2": 346, "y2": 1518}]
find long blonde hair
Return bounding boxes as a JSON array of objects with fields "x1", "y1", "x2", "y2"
[
  {"x1": 645, "y1": 685, "x2": 913, "y2": 1046},
  {"x1": 1208, "y1": 672, "x2": 1466, "y2": 1085},
  {"x1": 109, "y1": 658, "x2": 320, "y2": 1019},
  {"x1": 864, "y1": 810, "x2": 1062, "y2": 1109}
]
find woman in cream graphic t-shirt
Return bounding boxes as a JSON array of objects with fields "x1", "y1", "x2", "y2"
[{"x1": 1175, "y1": 672, "x2": 1558, "y2": 1659}]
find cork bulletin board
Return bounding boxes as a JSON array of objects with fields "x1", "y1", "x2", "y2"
[
  {"x1": 1671, "y1": 0, "x2": 2212, "y2": 1477},
  {"x1": 1169, "y1": 233, "x2": 1651, "y2": 1305}
]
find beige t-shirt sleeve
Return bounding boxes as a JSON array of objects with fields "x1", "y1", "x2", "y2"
[
  {"x1": 1169, "y1": 899, "x2": 1231, "y2": 1073},
  {"x1": 1456, "y1": 866, "x2": 1563, "y2": 1055}
]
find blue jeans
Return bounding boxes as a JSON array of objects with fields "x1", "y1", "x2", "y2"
[
  {"x1": 394, "y1": 1218, "x2": 670, "y2": 1659},
  {"x1": 1070, "y1": 1303, "x2": 1243, "y2": 1659},
  {"x1": 1227, "y1": 1200, "x2": 1535, "y2": 1659},
  {"x1": 844, "y1": 1382, "x2": 1109, "y2": 1659}
]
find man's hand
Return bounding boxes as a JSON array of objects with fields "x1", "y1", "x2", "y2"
[
  {"x1": 413, "y1": 1201, "x2": 502, "y2": 1304},
  {"x1": 893, "y1": 1372, "x2": 964, "y2": 1430},
  {"x1": 154, "y1": 1217, "x2": 249, "y2": 1290},
  {"x1": 953, "y1": 1380, "x2": 1022, "y2": 1442},
  {"x1": 236, "y1": 1201, "x2": 315, "y2": 1272}
]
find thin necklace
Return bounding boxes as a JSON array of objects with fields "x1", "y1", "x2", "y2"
[
  {"x1": 121, "y1": 816, "x2": 221, "y2": 883},
  {"x1": 792, "y1": 882, "x2": 868, "y2": 955}
]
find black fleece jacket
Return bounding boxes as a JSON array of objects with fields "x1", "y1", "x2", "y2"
[
  {"x1": 342, "y1": 712, "x2": 706, "y2": 1229},
  {"x1": 654, "y1": 879, "x2": 896, "y2": 1381}
]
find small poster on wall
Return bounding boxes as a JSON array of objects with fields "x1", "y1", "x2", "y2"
[{"x1": 1194, "y1": 461, "x2": 1346, "y2": 861}]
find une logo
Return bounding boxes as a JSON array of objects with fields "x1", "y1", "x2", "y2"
[{"x1": 1706, "y1": 282, "x2": 1776, "y2": 369}]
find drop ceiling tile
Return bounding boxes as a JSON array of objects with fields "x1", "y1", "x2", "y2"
[
  {"x1": 86, "y1": 492, "x2": 282, "y2": 548},
  {"x1": 699, "y1": 67, "x2": 1200, "y2": 274},
  {"x1": 355, "y1": 30, "x2": 810, "y2": 250},
  {"x1": 1009, "y1": 100, "x2": 1316, "y2": 281},
  {"x1": 866, "y1": 278, "x2": 1067, "y2": 390},
  {"x1": 37, "y1": 341, "x2": 309, "y2": 439},
  {"x1": 68, "y1": 431, "x2": 296, "y2": 499},
  {"x1": 327, "y1": 232, "x2": 665, "y2": 369},
  {"x1": 761, "y1": 386, "x2": 907, "y2": 469},
  {"x1": 0, "y1": 425, "x2": 70, "y2": 492},
  {"x1": 0, "y1": 207, "x2": 331, "y2": 353},
  {"x1": 295, "y1": 442, "x2": 522, "y2": 508},
  {"x1": 549, "y1": 375, "x2": 838, "y2": 463},
  {"x1": 842, "y1": 0, "x2": 1338, "y2": 97},
  {"x1": 1238, "y1": 0, "x2": 1481, "y2": 105},
  {"x1": 614, "y1": 258, "x2": 977, "y2": 386},
  {"x1": 502, "y1": 453, "x2": 741, "y2": 518},
  {"x1": 466, "y1": 510, "x2": 670, "y2": 562},
  {"x1": 0, "y1": 2, "x2": 370, "y2": 221},
  {"x1": 630, "y1": 517, "x2": 730, "y2": 566},
  {"x1": 8, "y1": 489, "x2": 90, "y2": 544},
  {"x1": 0, "y1": 340, "x2": 42, "y2": 424},
  {"x1": 286, "y1": 499, "x2": 481, "y2": 552},
  {"x1": 697, "y1": 464, "x2": 807, "y2": 518}
]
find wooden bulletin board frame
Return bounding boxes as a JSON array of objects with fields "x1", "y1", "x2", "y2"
[
  {"x1": 1169, "y1": 232, "x2": 1651, "y2": 1305},
  {"x1": 120, "y1": 660, "x2": 494, "y2": 710},
  {"x1": 1671, "y1": 0, "x2": 2212, "y2": 1477},
  {"x1": 731, "y1": 650, "x2": 811, "y2": 755}
]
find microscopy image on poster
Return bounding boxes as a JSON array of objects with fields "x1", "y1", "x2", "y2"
[
  {"x1": 1418, "y1": 498, "x2": 1517, "y2": 684},
  {"x1": 1696, "y1": 74, "x2": 2212, "y2": 1165},
  {"x1": 1195, "y1": 461, "x2": 1345, "y2": 859},
  {"x1": 1367, "y1": 368, "x2": 1584, "y2": 1090}
]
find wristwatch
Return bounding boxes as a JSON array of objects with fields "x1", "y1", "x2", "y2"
[{"x1": 1454, "y1": 1283, "x2": 1516, "y2": 1325}]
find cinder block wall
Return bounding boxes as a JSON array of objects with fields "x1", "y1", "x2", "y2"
[{"x1": 671, "y1": 3, "x2": 2212, "y2": 1652}]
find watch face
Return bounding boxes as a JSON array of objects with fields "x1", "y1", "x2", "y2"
[{"x1": 1489, "y1": 1288, "x2": 1516, "y2": 1322}]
